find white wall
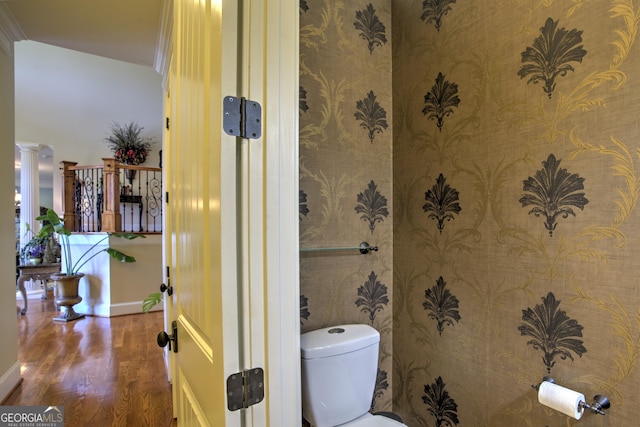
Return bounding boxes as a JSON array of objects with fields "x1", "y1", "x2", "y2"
[
  {"x1": 2, "y1": 40, "x2": 163, "y2": 401},
  {"x1": 68, "y1": 234, "x2": 163, "y2": 317},
  {"x1": 0, "y1": 42, "x2": 21, "y2": 403},
  {"x1": 14, "y1": 41, "x2": 165, "y2": 312},
  {"x1": 14, "y1": 41, "x2": 163, "y2": 212}
]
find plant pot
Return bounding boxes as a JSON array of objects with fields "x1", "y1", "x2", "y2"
[
  {"x1": 125, "y1": 168, "x2": 137, "y2": 185},
  {"x1": 51, "y1": 273, "x2": 85, "y2": 322},
  {"x1": 29, "y1": 257, "x2": 42, "y2": 265}
]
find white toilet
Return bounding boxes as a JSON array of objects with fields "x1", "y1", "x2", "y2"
[{"x1": 300, "y1": 324, "x2": 407, "y2": 427}]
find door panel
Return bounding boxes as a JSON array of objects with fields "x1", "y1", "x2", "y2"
[
  {"x1": 165, "y1": 0, "x2": 301, "y2": 425},
  {"x1": 168, "y1": 0, "x2": 241, "y2": 425},
  {"x1": 162, "y1": 72, "x2": 176, "y2": 416}
]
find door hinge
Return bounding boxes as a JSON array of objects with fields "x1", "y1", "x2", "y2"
[
  {"x1": 226, "y1": 368, "x2": 265, "y2": 411},
  {"x1": 223, "y1": 96, "x2": 262, "y2": 139},
  {"x1": 166, "y1": 117, "x2": 170, "y2": 130}
]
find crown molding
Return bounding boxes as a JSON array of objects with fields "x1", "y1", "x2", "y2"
[
  {"x1": 154, "y1": 0, "x2": 172, "y2": 87},
  {"x1": 0, "y1": 3, "x2": 27, "y2": 57}
]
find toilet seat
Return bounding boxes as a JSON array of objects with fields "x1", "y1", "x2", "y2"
[{"x1": 339, "y1": 413, "x2": 407, "y2": 427}]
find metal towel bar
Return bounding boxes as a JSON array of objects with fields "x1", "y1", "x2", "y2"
[{"x1": 300, "y1": 241, "x2": 378, "y2": 255}]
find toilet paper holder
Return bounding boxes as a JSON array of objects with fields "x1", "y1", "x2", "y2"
[{"x1": 533, "y1": 377, "x2": 610, "y2": 416}]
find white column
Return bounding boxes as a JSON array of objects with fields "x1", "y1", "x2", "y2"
[{"x1": 17, "y1": 143, "x2": 41, "y2": 252}]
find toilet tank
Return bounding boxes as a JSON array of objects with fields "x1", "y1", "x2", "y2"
[{"x1": 301, "y1": 324, "x2": 380, "y2": 427}]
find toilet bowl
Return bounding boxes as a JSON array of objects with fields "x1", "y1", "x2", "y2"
[{"x1": 300, "y1": 324, "x2": 407, "y2": 427}]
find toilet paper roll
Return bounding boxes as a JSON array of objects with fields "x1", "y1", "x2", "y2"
[{"x1": 538, "y1": 381, "x2": 585, "y2": 420}]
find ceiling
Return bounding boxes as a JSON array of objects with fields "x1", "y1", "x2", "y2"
[
  {"x1": 3, "y1": 0, "x2": 163, "y2": 67},
  {"x1": 5, "y1": 0, "x2": 165, "y2": 194}
]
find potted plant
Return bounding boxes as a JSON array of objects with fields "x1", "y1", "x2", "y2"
[
  {"x1": 20, "y1": 223, "x2": 60, "y2": 265},
  {"x1": 37, "y1": 208, "x2": 145, "y2": 322},
  {"x1": 21, "y1": 235, "x2": 45, "y2": 265},
  {"x1": 103, "y1": 122, "x2": 156, "y2": 184},
  {"x1": 27, "y1": 243, "x2": 45, "y2": 265}
]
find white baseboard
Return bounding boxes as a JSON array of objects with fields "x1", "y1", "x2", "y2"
[
  {"x1": 15, "y1": 294, "x2": 163, "y2": 317},
  {"x1": 15, "y1": 289, "x2": 47, "y2": 301},
  {"x1": 76, "y1": 301, "x2": 110, "y2": 317},
  {"x1": 109, "y1": 301, "x2": 163, "y2": 317},
  {"x1": 0, "y1": 361, "x2": 21, "y2": 403}
]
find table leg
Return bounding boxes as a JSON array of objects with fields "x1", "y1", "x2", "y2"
[
  {"x1": 41, "y1": 279, "x2": 50, "y2": 300},
  {"x1": 138, "y1": 201, "x2": 143, "y2": 232},
  {"x1": 17, "y1": 275, "x2": 27, "y2": 315}
]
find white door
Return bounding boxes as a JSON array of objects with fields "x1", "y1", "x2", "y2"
[{"x1": 163, "y1": 0, "x2": 301, "y2": 426}]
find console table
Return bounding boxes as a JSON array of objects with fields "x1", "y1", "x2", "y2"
[
  {"x1": 120, "y1": 195, "x2": 143, "y2": 232},
  {"x1": 16, "y1": 263, "x2": 61, "y2": 315}
]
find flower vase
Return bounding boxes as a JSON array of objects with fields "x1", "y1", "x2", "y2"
[
  {"x1": 29, "y1": 257, "x2": 42, "y2": 265},
  {"x1": 51, "y1": 273, "x2": 85, "y2": 322},
  {"x1": 125, "y1": 168, "x2": 137, "y2": 185}
]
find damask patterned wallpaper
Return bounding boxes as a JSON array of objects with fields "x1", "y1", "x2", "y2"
[
  {"x1": 299, "y1": 0, "x2": 394, "y2": 415},
  {"x1": 393, "y1": 1, "x2": 640, "y2": 426},
  {"x1": 301, "y1": 0, "x2": 640, "y2": 425}
]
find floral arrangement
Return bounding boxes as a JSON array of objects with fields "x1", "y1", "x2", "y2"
[
  {"x1": 20, "y1": 222, "x2": 60, "y2": 264},
  {"x1": 104, "y1": 122, "x2": 155, "y2": 165},
  {"x1": 28, "y1": 244, "x2": 45, "y2": 259}
]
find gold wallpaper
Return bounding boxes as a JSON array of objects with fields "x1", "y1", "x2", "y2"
[
  {"x1": 299, "y1": 0, "x2": 394, "y2": 415},
  {"x1": 393, "y1": 0, "x2": 640, "y2": 426},
  {"x1": 301, "y1": 0, "x2": 640, "y2": 425}
]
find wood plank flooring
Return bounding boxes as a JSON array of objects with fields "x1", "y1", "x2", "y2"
[{"x1": 5, "y1": 297, "x2": 176, "y2": 427}]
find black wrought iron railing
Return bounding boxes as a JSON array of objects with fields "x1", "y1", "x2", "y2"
[{"x1": 61, "y1": 159, "x2": 162, "y2": 233}]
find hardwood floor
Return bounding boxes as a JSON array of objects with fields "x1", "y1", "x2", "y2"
[{"x1": 5, "y1": 297, "x2": 176, "y2": 427}]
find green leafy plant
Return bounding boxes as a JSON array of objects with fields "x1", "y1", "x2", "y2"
[
  {"x1": 21, "y1": 234, "x2": 48, "y2": 260},
  {"x1": 20, "y1": 222, "x2": 60, "y2": 264},
  {"x1": 37, "y1": 209, "x2": 144, "y2": 276},
  {"x1": 142, "y1": 293, "x2": 163, "y2": 313}
]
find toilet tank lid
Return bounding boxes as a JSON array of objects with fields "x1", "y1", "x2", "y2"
[{"x1": 301, "y1": 324, "x2": 380, "y2": 359}]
